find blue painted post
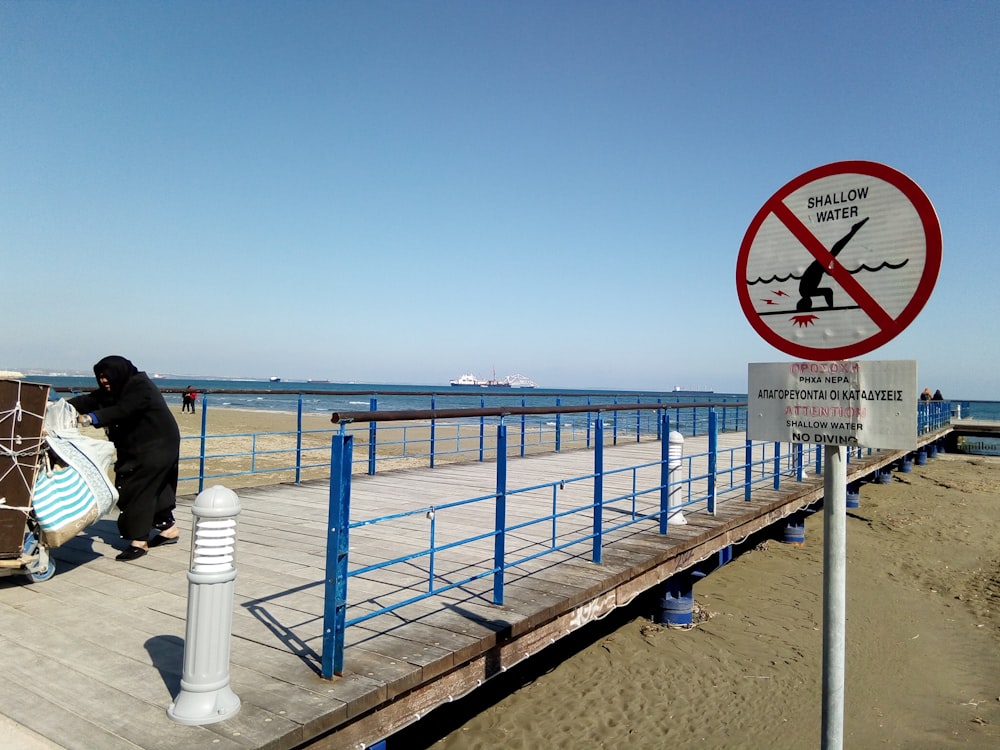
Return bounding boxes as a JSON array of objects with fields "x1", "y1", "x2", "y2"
[
  {"x1": 744, "y1": 438, "x2": 752, "y2": 500},
  {"x1": 555, "y1": 397, "x2": 562, "y2": 452},
  {"x1": 429, "y1": 395, "x2": 436, "y2": 468},
  {"x1": 657, "y1": 573, "x2": 694, "y2": 627},
  {"x1": 520, "y1": 397, "x2": 526, "y2": 457},
  {"x1": 796, "y1": 442, "x2": 805, "y2": 482},
  {"x1": 718, "y1": 545, "x2": 734, "y2": 566},
  {"x1": 846, "y1": 483, "x2": 860, "y2": 509},
  {"x1": 479, "y1": 397, "x2": 485, "y2": 462},
  {"x1": 593, "y1": 418, "x2": 604, "y2": 564},
  {"x1": 900, "y1": 454, "x2": 913, "y2": 473},
  {"x1": 656, "y1": 399, "x2": 663, "y2": 441},
  {"x1": 367, "y1": 398, "x2": 377, "y2": 476},
  {"x1": 773, "y1": 442, "x2": 781, "y2": 490},
  {"x1": 815, "y1": 444, "x2": 823, "y2": 474},
  {"x1": 612, "y1": 397, "x2": 619, "y2": 446},
  {"x1": 928, "y1": 441, "x2": 938, "y2": 458},
  {"x1": 198, "y1": 395, "x2": 209, "y2": 494},
  {"x1": 635, "y1": 398, "x2": 641, "y2": 443},
  {"x1": 586, "y1": 396, "x2": 592, "y2": 448},
  {"x1": 493, "y1": 424, "x2": 507, "y2": 605},
  {"x1": 916, "y1": 449, "x2": 927, "y2": 465},
  {"x1": 708, "y1": 409, "x2": 717, "y2": 515},
  {"x1": 322, "y1": 433, "x2": 353, "y2": 679},
  {"x1": 659, "y1": 413, "x2": 670, "y2": 534},
  {"x1": 692, "y1": 406, "x2": 698, "y2": 437},
  {"x1": 295, "y1": 394, "x2": 303, "y2": 484},
  {"x1": 782, "y1": 512, "x2": 806, "y2": 545}
]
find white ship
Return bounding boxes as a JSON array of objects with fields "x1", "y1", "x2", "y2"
[{"x1": 449, "y1": 371, "x2": 537, "y2": 388}]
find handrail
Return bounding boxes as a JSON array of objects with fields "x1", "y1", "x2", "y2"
[{"x1": 330, "y1": 400, "x2": 744, "y2": 424}]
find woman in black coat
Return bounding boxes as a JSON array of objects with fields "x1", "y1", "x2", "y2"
[{"x1": 69, "y1": 356, "x2": 181, "y2": 561}]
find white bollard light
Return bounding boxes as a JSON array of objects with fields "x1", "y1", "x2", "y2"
[
  {"x1": 668, "y1": 431, "x2": 687, "y2": 525},
  {"x1": 167, "y1": 485, "x2": 242, "y2": 725}
]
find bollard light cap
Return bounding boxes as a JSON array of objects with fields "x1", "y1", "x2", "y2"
[{"x1": 192, "y1": 485, "x2": 242, "y2": 518}]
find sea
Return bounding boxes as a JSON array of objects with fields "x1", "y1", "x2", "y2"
[{"x1": 24, "y1": 375, "x2": 745, "y2": 420}]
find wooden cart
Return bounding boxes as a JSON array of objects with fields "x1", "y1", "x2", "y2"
[{"x1": 0, "y1": 380, "x2": 56, "y2": 582}]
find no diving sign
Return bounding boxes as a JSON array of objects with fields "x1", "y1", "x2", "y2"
[{"x1": 737, "y1": 161, "x2": 942, "y2": 360}]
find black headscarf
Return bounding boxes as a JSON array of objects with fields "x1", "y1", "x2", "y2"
[{"x1": 93, "y1": 355, "x2": 139, "y2": 396}]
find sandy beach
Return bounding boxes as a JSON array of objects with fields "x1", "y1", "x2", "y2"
[{"x1": 389, "y1": 452, "x2": 1000, "y2": 749}]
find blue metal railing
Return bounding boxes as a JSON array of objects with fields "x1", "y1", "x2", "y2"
[{"x1": 319, "y1": 403, "x2": 951, "y2": 677}]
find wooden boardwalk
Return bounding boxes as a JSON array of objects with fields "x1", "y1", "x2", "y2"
[{"x1": 0, "y1": 427, "x2": 950, "y2": 750}]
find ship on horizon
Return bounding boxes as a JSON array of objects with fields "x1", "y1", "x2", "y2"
[{"x1": 450, "y1": 371, "x2": 537, "y2": 388}]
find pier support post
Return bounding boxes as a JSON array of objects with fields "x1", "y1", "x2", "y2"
[
  {"x1": 656, "y1": 572, "x2": 694, "y2": 628},
  {"x1": 168, "y1": 486, "x2": 242, "y2": 725},
  {"x1": 782, "y1": 511, "x2": 806, "y2": 545},
  {"x1": 846, "y1": 483, "x2": 860, "y2": 509},
  {"x1": 900, "y1": 455, "x2": 913, "y2": 473},
  {"x1": 916, "y1": 449, "x2": 927, "y2": 466},
  {"x1": 927, "y1": 442, "x2": 938, "y2": 458},
  {"x1": 876, "y1": 468, "x2": 892, "y2": 484}
]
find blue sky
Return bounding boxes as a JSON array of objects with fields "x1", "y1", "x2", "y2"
[{"x1": 3, "y1": 1, "x2": 998, "y2": 397}]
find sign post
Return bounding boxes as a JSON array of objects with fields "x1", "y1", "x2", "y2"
[{"x1": 737, "y1": 161, "x2": 941, "y2": 750}]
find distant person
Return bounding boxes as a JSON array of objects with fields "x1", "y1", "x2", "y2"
[
  {"x1": 182, "y1": 385, "x2": 197, "y2": 413},
  {"x1": 932, "y1": 389, "x2": 944, "y2": 401},
  {"x1": 920, "y1": 388, "x2": 932, "y2": 401},
  {"x1": 68, "y1": 356, "x2": 182, "y2": 561}
]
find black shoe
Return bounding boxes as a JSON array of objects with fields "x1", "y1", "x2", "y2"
[
  {"x1": 116, "y1": 546, "x2": 148, "y2": 561},
  {"x1": 148, "y1": 534, "x2": 179, "y2": 548}
]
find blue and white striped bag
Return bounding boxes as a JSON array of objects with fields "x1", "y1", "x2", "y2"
[{"x1": 32, "y1": 466, "x2": 101, "y2": 546}]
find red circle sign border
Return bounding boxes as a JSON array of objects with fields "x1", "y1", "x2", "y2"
[{"x1": 737, "y1": 160, "x2": 942, "y2": 361}]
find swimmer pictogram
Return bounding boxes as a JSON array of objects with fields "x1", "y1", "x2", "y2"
[{"x1": 737, "y1": 160, "x2": 942, "y2": 361}]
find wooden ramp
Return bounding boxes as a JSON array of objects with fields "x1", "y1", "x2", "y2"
[{"x1": 0, "y1": 428, "x2": 949, "y2": 750}]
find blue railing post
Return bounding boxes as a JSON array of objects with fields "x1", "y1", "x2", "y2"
[
  {"x1": 815, "y1": 443, "x2": 822, "y2": 474},
  {"x1": 708, "y1": 408, "x2": 717, "y2": 515},
  {"x1": 692, "y1": 406, "x2": 698, "y2": 437},
  {"x1": 635, "y1": 398, "x2": 641, "y2": 443},
  {"x1": 198, "y1": 395, "x2": 209, "y2": 494},
  {"x1": 593, "y1": 418, "x2": 604, "y2": 563},
  {"x1": 429, "y1": 396, "x2": 436, "y2": 469},
  {"x1": 555, "y1": 397, "x2": 562, "y2": 452},
  {"x1": 322, "y1": 433, "x2": 353, "y2": 679},
  {"x1": 520, "y1": 397, "x2": 526, "y2": 457},
  {"x1": 367, "y1": 398, "x2": 377, "y2": 475},
  {"x1": 656, "y1": 399, "x2": 663, "y2": 441},
  {"x1": 492, "y1": 423, "x2": 508, "y2": 605},
  {"x1": 612, "y1": 397, "x2": 619, "y2": 445},
  {"x1": 659, "y1": 413, "x2": 670, "y2": 534},
  {"x1": 796, "y1": 442, "x2": 804, "y2": 482},
  {"x1": 295, "y1": 394, "x2": 303, "y2": 484},
  {"x1": 773, "y1": 441, "x2": 781, "y2": 490},
  {"x1": 586, "y1": 396, "x2": 592, "y2": 448},
  {"x1": 479, "y1": 397, "x2": 486, "y2": 462},
  {"x1": 744, "y1": 438, "x2": 752, "y2": 500}
]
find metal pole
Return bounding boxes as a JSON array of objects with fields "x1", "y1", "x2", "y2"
[{"x1": 822, "y1": 444, "x2": 847, "y2": 750}]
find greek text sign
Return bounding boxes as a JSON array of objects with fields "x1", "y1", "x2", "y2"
[
  {"x1": 748, "y1": 360, "x2": 917, "y2": 450},
  {"x1": 737, "y1": 161, "x2": 941, "y2": 360}
]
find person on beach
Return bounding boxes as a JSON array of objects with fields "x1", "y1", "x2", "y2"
[
  {"x1": 69, "y1": 356, "x2": 182, "y2": 561},
  {"x1": 182, "y1": 385, "x2": 197, "y2": 413}
]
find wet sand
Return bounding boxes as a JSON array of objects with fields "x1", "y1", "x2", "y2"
[{"x1": 392, "y1": 452, "x2": 1000, "y2": 749}]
